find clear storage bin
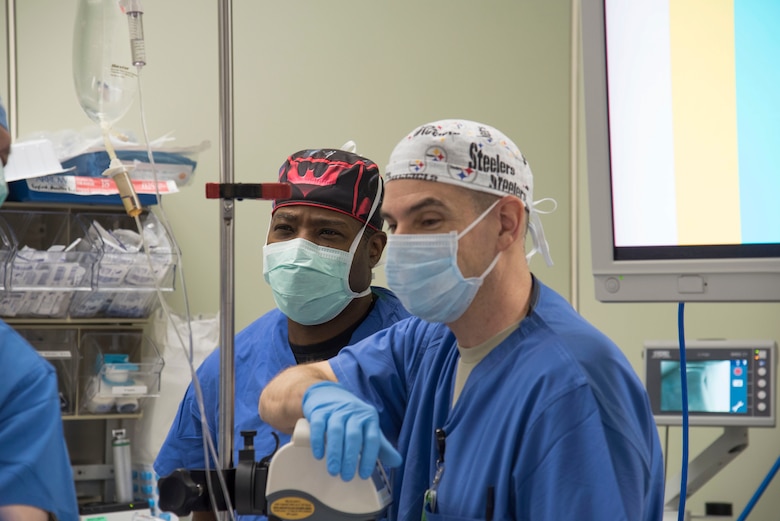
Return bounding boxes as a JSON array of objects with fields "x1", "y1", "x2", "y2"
[
  {"x1": 19, "y1": 328, "x2": 79, "y2": 415},
  {"x1": 1, "y1": 209, "x2": 100, "y2": 290},
  {"x1": 80, "y1": 331, "x2": 164, "y2": 415},
  {"x1": 0, "y1": 291, "x2": 76, "y2": 318},
  {"x1": 0, "y1": 209, "x2": 100, "y2": 318},
  {"x1": 77, "y1": 211, "x2": 177, "y2": 290},
  {"x1": 69, "y1": 290, "x2": 160, "y2": 319}
]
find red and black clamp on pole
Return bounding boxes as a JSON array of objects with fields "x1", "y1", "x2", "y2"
[{"x1": 205, "y1": 182, "x2": 292, "y2": 201}]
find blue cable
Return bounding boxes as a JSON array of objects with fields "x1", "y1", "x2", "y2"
[
  {"x1": 737, "y1": 454, "x2": 780, "y2": 521},
  {"x1": 677, "y1": 302, "x2": 689, "y2": 521}
]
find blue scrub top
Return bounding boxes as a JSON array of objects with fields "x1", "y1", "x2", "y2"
[
  {"x1": 0, "y1": 321, "x2": 80, "y2": 520},
  {"x1": 155, "y1": 287, "x2": 411, "y2": 520},
  {"x1": 331, "y1": 279, "x2": 665, "y2": 521}
]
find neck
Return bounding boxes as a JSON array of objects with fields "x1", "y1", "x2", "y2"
[
  {"x1": 287, "y1": 292, "x2": 374, "y2": 346},
  {"x1": 449, "y1": 260, "x2": 533, "y2": 348}
]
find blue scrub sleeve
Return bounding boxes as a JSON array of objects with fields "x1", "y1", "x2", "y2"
[
  {"x1": 154, "y1": 382, "x2": 217, "y2": 477},
  {"x1": 0, "y1": 358, "x2": 79, "y2": 518}
]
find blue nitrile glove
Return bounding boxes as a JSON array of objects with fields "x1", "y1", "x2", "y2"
[{"x1": 302, "y1": 381, "x2": 403, "y2": 481}]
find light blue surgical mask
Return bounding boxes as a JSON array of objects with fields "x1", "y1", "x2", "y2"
[
  {"x1": 263, "y1": 235, "x2": 370, "y2": 325},
  {"x1": 385, "y1": 199, "x2": 501, "y2": 323}
]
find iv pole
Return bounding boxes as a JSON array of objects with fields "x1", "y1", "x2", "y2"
[
  {"x1": 216, "y1": 5, "x2": 236, "y2": 521},
  {"x1": 158, "y1": 0, "x2": 289, "y2": 511},
  {"x1": 209, "y1": 3, "x2": 288, "y2": 516},
  {"x1": 5, "y1": 0, "x2": 18, "y2": 139}
]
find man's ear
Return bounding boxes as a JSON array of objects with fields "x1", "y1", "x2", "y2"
[
  {"x1": 0, "y1": 126, "x2": 11, "y2": 166},
  {"x1": 496, "y1": 196, "x2": 525, "y2": 251},
  {"x1": 367, "y1": 231, "x2": 387, "y2": 268}
]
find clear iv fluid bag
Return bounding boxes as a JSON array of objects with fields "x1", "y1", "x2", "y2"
[{"x1": 73, "y1": 0, "x2": 137, "y2": 127}]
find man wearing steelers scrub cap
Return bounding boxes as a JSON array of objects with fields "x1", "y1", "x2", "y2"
[{"x1": 260, "y1": 120, "x2": 665, "y2": 521}]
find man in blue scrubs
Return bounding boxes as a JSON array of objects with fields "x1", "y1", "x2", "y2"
[
  {"x1": 260, "y1": 120, "x2": 665, "y2": 521},
  {"x1": 155, "y1": 148, "x2": 410, "y2": 521},
  {"x1": 0, "y1": 100, "x2": 80, "y2": 521}
]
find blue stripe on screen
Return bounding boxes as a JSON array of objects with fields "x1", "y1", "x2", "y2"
[{"x1": 735, "y1": 1, "x2": 780, "y2": 243}]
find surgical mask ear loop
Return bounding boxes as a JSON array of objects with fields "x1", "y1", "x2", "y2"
[
  {"x1": 343, "y1": 177, "x2": 383, "y2": 297},
  {"x1": 455, "y1": 197, "x2": 502, "y2": 240},
  {"x1": 348, "y1": 176, "x2": 383, "y2": 256},
  {"x1": 525, "y1": 197, "x2": 556, "y2": 266},
  {"x1": 455, "y1": 197, "x2": 503, "y2": 282}
]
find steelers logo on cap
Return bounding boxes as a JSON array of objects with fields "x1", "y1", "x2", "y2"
[
  {"x1": 408, "y1": 159, "x2": 426, "y2": 173},
  {"x1": 425, "y1": 146, "x2": 447, "y2": 163},
  {"x1": 449, "y1": 164, "x2": 477, "y2": 184}
]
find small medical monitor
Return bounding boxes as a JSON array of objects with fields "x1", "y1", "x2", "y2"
[
  {"x1": 644, "y1": 339, "x2": 776, "y2": 427},
  {"x1": 581, "y1": 0, "x2": 780, "y2": 302}
]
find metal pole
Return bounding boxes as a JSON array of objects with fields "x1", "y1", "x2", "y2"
[
  {"x1": 569, "y1": 0, "x2": 580, "y2": 312},
  {"x1": 6, "y1": 0, "x2": 18, "y2": 139},
  {"x1": 217, "y1": 1, "x2": 235, "y2": 516}
]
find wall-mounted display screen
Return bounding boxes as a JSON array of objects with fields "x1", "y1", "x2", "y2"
[{"x1": 582, "y1": 0, "x2": 780, "y2": 302}]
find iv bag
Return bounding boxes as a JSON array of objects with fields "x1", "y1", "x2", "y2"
[{"x1": 73, "y1": 0, "x2": 137, "y2": 127}]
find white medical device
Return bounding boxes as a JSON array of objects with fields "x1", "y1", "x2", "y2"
[
  {"x1": 265, "y1": 419, "x2": 392, "y2": 521},
  {"x1": 159, "y1": 418, "x2": 392, "y2": 521}
]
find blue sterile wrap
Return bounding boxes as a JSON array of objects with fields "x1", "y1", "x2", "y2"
[{"x1": 7, "y1": 149, "x2": 197, "y2": 206}]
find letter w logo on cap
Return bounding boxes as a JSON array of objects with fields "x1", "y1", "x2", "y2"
[{"x1": 286, "y1": 157, "x2": 348, "y2": 197}]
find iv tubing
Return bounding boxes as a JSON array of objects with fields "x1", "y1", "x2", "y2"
[{"x1": 135, "y1": 61, "x2": 236, "y2": 520}]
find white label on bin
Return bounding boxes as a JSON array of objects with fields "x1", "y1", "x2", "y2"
[
  {"x1": 111, "y1": 385, "x2": 148, "y2": 395},
  {"x1": 128, "y1": 162, "x2": 194, "y2": 186},
  {"x1": 26, "y1": 175, "x2": 179, "y2": 195},
  {"x1": 38, "y1": 350, "x2": 72, "y2": 359}
]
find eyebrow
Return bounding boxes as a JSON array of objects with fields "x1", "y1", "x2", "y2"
[
  {"x1": 381, "y1": 197, "x2": 448, "y2": 221},
  {"x1": 273, "y1": 210, "x2": 354, "y2": 230}
]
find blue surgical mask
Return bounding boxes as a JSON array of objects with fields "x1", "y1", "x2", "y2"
[
  {"x1": 263, "y1": 235, "x2": 370, "y2": 325},
  {"x1": 385, "y1": 199, "x2": 501, "y2": 323}
]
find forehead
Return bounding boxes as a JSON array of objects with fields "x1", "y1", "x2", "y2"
[
  {"x1": 272, "y1": 204, "x2": 362, "y2": 230},
  {"x1": 383, "y1": 180, "x2": 473, "y2": 216}
]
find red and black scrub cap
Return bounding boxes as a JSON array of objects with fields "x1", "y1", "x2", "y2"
[{"x1": 274, "y1": 149, "x2": 384, "y2": 231}]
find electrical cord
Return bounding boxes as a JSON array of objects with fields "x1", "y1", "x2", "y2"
[
  {"x1": 677, "y1": 302, "x2": 689, "y2": 521},
  {"x1": 736, "y1": 454, "x2": 780, "y2": 521}
]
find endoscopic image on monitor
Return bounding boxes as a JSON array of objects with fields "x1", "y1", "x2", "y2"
[{"x1": 660, "y1": 360, "x2": 748, "y2": 414}]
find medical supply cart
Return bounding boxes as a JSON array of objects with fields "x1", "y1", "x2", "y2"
[{"x1": 0, "y1": 202, "x2": 175, "y2": 506}]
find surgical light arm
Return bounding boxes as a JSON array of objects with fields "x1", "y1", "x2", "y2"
[{"x1": 663, "y1": 426, "x2": 749, "y2": 512}]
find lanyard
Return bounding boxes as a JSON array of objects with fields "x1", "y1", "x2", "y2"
[{"x1": 422, "y1": 428, "x2": 446, "y2": 519}]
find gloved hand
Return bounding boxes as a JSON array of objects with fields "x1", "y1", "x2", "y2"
[{"x1": 302, "y1": 381, "x2": 403, "y2": 481}]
